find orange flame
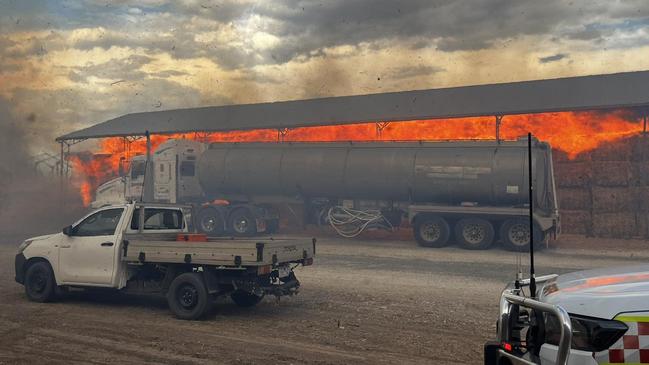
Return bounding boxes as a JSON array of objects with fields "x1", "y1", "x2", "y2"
[{"x1": 69, "y1": 109, "x2": 644, "y2": 205}]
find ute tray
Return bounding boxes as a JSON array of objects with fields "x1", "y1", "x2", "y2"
[{"x1": 121, "y1": 234, "x2": 315, "y2": 267}]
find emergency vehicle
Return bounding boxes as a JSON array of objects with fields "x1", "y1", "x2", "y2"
[{"x1": 485, "y1": 265, "x2": 649, "y2": 364}]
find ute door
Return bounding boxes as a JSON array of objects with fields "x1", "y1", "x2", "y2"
[{"x1": 58, "y1": 207, "x2": 125, "y2": 286}]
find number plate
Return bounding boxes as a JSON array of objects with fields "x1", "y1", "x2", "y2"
[{"x1": 277, "y1": 265, "x2": 291, "y2": 278}]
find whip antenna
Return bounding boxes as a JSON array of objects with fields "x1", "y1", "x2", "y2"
[{"x1": 528, "y1": 132, "x2": 537, "y2": 298}]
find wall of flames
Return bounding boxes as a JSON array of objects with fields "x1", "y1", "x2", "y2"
[{"x1": 69, "y1": 109, "x2": 645, "y2": 206}]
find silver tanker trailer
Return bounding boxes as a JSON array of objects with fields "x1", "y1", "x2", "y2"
[{"x1": 93, "y1": 137, "x2": 559, "y2": 251}]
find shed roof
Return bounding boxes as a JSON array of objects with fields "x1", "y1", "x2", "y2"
[{"x1": 56, "y1": 70, "x2": 649, "y2": 141}]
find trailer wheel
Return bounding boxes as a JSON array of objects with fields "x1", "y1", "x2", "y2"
[
  {"x1": 230, "y1": 290, "x2": 264, "y2": 307},
  {"x1": 455, "y1": 218, "x2": 495, "y2": 250},
  {"x1": 24, "y1": 261, "x2": 56, "y2": 303},
  {"x1": 413, "y1": 215, "x2": 451, "y2": 248},
  {"x1": 229, "y1": 208, "x2": 257, "y2": 236},
  {"x1": 196, "y1": 207, "x2": 225, "y2": 236},
  {"x1": 167, "y1": 273, "x2": 212, "y2": 320},
  {"x1": 500, "y1": 219, "x2": 545, "y2": 252}
]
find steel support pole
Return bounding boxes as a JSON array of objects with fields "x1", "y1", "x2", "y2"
[
  {"x1": 495, "y1": 115, "x2": 503, "y2": 143},
  {"x1": 277, "y1": 128, "x2": 289, "y2": 142},
  {"x1": 143, "y1": 130, "x2": 154, "y2": 202},
  {"x1": 65, "y1": 143, "x2": 70, "y2": 178}
]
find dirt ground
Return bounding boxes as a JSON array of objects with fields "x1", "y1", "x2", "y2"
[{"x1": 1, "y1": 234, "x2": 648, "y2": 365}]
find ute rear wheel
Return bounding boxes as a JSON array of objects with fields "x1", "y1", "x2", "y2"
[
  {"x1": 196, "y1": 207, "x2": 225, "y2": 236},
  {"x1": 167, "y1": 273, "x2": 212, "y2": 320},
  {"x1": 413, "y1": 215, "x2": 451, "y2": 248},
  {"x1": 231, "y1": 290, "x2": 264, "y2": 307},
  {"x1": 455, "y1": 218, "x2": 495, "y2": 250},
  {"x1": 500, "y1": 219, "x2": 545, "y2": 252},
  {"x1": 229, "y1": 208, "x2": 257, "y2": 236},
  {"x1": 24, "y1": 262, "x2": 56, "y2": 303}
]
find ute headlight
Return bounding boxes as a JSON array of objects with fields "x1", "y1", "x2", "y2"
[
  {"x1": 18, "y1": 239, "x2": 33, "y2": 253},
  {"x1": 545, "y1": 313, "x2": 628, "y2": 352}
]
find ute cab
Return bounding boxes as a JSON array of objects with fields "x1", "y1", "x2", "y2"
[{"x1": 485, "y1": 266, "x2": 649, "y2": 365}]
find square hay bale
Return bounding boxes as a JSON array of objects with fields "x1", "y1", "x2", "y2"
[
  {"x1": 631, "y1": 135, "x2": 649, "y2": 162},
  {"x1": 592, "y1": 161, "x2": 631, "y2": 187},
  {"x1": 635, "y1": 212, "x2": 649, "y2": 238},
  {"x1": 590, "y1": 139, "x2": 633, "y2": 161},
  {"x1": 551, "y1": 149, "x2": 570, "y2": 163},
  {"x1": 592, "y1": 212, "x2": 636, "y2": 238},
  {"x1": 634, "y1": 187, "x2": 649, "y2": 211},
  {"x1": 560, "y1": 210, "x2": 591, "y2": 235},
  {"x1": 557, "y1": 188, "x2": 591, "y2": 211},
  {"x1": 631, "y1": 162, "x2": 649, "y2": 186},
  {"x1": 554, "y1": 161, "x2": 591, "y2": 188},
  {"x1": 592, "y1": 187, "x2": 636, "y2": 213}
]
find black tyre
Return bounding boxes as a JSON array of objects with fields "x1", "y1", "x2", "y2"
[
  {"x1": 196, "y1": 207, "x2": 225, "y2": 236},
  {"x1": 413, "y1": 215, "x2": 451, "y2": 248},
  {"x1": 455, "y1": 218, "x2": 495, "y2": 250},
  {"x1": 24, "y1": 261, "x2": 56, "y2": 303},
  {"x1": 265, "y1": 219, "x2": 279, "y2": 234},
  {"x1": 167, "y1": 273, "x2": 211, "y2": 320},
  {"x1": 229, "y1": 208, "x2": 257, "y2": 236},
  {"x1": 230, "y1": 290, "x2": 264, "y2": 308},
  {"x1": 500, "y1": 219, "x2": 545, "y2": 252}
]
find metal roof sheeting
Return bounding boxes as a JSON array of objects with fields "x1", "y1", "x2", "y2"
[{"x1": 56, "y1": 70, "x2": 649, "y2": 141}]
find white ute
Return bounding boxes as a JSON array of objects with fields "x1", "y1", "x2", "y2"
[
  {"x1": 15, "y1": 202, "x2": 315, "y2": 320},
  {"x1": 485, "y1": 265, "x2": 649, "y2": 364}
]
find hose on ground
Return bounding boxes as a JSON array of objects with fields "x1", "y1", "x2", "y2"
[{"x1": 327, "y1": 206, "x2": 394, "y2": 238}]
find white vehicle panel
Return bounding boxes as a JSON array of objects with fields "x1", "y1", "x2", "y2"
[{"x1": 539, "y1": 264, "x2": 649, "y2": 319}]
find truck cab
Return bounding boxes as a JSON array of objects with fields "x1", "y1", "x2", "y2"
[
  {"x1": 15, "y1": 202, "x2": 314, "y2": 320},
  {"x1": 92, "y1": 140, "x2": 205, "y2": 207}
]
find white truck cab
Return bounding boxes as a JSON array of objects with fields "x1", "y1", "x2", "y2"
[
  {"x1": 485, "y1": 265, "x2": 649, "y2": 365},
  {"x1": 15, "y1": 202, "x2": 315, "y2": 319}
]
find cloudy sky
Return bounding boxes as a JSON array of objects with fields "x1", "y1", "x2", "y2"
[{"x1": 1, "y1": 0, "x2": 649, "y2": 155}]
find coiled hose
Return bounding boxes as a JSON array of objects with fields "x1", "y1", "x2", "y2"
[{"x1": 327, "y1": 206, "x2": 394, "y2": 238}]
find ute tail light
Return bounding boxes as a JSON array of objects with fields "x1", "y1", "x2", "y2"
[
  {"x1": 545, "y1": 313, "x2": 628, "y2": 352},
  {"x1": 502, "y1": 342, "x2": 513, "y2": 352},
  {"x1": 303, "y1": 257, "x2": 314, "y2": 266}
]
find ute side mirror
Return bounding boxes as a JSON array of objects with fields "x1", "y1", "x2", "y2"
[{"x1": 62, "y1": 225, "x2": 72, "y2": 236}]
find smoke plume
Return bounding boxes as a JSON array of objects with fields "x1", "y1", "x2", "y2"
[{"x1": 0, "y1": 97, "x2": 85, "y2": 242}]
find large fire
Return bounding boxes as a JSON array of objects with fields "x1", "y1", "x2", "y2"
[{"x1": 70, "y1": 109, "x2": 644, "y2": 205}]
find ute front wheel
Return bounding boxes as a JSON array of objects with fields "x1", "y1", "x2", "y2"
[
  {"x1": 455, "y1": 218, "x2": 495, "y2": 250},
  {"x1": 413, "y1": 215, "x2": 451, "y2": 248},
  {"x1": 167, "y1": 273, "x2": 212, "y2": 320},
  {"x1": 24, "y1": 261, "x2": 56, "y2": 303},
  {"x1": 230, "y1": 290, "x2": 264, "y2": 308}
]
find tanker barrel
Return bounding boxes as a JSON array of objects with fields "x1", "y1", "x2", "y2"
[{"x1": 197, "y1": 139, "x2": 554, "y2": 211}]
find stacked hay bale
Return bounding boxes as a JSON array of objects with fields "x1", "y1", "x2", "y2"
[{"x1": 554, "y1": 135, "x2": 649, "y2": 238}]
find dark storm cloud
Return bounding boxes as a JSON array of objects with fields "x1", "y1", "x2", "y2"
[
  {"x1": 8, "y1": 0, "x2": 643, "y2": 70},
  {"x1": 538, "y1": 53, "x2": 568, "y2": 64},
  {"x1": 165, "y1": 0, "x2": 649, "y2": 67}
]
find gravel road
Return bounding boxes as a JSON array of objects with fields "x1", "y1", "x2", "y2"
[{"x1": 1, "y1": 234, "x2": 647, "y2": 364}]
